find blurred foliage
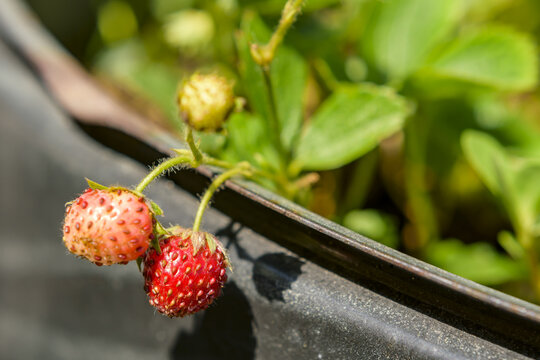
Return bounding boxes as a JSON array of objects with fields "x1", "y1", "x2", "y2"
[{"x1": 27, "y1": 0, "x2": 540, "y2": 302}]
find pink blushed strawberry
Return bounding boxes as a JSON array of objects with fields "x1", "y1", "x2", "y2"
[{"x1": 63, "y1": 187, "x2": 154, "y2": 266}]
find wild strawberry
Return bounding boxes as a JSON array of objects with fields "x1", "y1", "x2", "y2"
[
  {"x1": 143, "y1": 228, "x2": 229, "y2": 317},
  {"x1": 63, "y1": 187, "x2": 154, "y2": 266},
  {"x1": 177, "y1": 73, "x2": 235, "y2": 132}
]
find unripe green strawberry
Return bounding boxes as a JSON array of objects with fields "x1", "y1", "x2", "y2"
[
  {"x1": 177, "y1": 73, "x2": 234, "y2": 132},
  {"x1": 143, "y1": 228, "x2": 229, "y2": 317},
  {"x1": 63, "y1": 188, "x2": 154, "y2": 266}
]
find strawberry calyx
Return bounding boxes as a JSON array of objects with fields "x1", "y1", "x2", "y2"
[{"x1": 167, "y1": 227, "x2": 231, "y2": 269}]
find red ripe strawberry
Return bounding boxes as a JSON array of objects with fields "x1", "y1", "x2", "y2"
[
  {"x1": 143, "y1": 229, "x2": 229, "y2": 317},
  {"x1": 63, "y1": 188, "x2": 154, "y2": 266}
]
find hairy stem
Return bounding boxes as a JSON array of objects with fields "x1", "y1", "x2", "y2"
[
  {"x1": 135, "y1": 151, "x2": 192, "y2": 193},
  {"x1": 193, "y1": 163, "x2": 252, "y2": 232}
]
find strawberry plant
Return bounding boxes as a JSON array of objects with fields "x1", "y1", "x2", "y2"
[
  {"x1": 62, "y1": 74, "x2": 253, "y2": 315},
  {"x1": 45, "y1": 0, "x2": 540, "y2": 303}
]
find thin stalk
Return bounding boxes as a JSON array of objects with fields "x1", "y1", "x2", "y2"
[
  {"x1": 262, "y1": 69, "x2": 287, "y2": 169},
  {"x1": 193, "y1": 163, "x2": 251, "y2": 231},
  {"x1": 248, "y1": 0, "x2": 306, "y2": 183},
  {"x1": 251, "y1": 0, "x2": 305, "y2": 68},
  {"x1": 204, "y1": 155, "x2": 277, "y2": 184},
  {"x1": 186, "y1": 127, "x2": 203, "y2": 166},
  {"x1": 203, "y1": 156, "x2": 236, "y2": 170},
  {"x1": 135, "y1": 154, "x2": 191, "y2": 193}
]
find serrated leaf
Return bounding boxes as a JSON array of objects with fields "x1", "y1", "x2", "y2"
[
  {"x1": 425, "y1": 27, "x2": 538, "y2": 91},
  {"x1": 362, "y1": 0, "x2": 462, "y2": 82},
  {"x1": 237, "y1": 12, "x2": 307, "y2": 150},
  {"x1": 425, "y1": 238, "x2": 528, "y2": 286},
  {"x1": 85, "y1": 178, "x2": 108, "y2": 190},
  {"x1": 294, "y1": 85, "x2": 409, "y2": 171},
  {"x1": 150, "y1": 200, "x2": 163, "y2": 216}
]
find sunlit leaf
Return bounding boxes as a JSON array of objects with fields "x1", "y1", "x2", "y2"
[
  {"x1": 362, "y1": 0, "x2": 462, "y2": 82},
  {"x1": 425, "y1": 27, "x2": 538, "y2": 91},
  {"x1": 294, "y1": 85, "x2": 409, "y2": 171},
  {"x1": 222, "y1": 112, "x2": 281, "y2": 172}
]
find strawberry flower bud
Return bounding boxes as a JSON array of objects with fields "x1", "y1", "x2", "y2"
[{"x1": 178, "y1": 73, "x2": 235, "y2": 132}]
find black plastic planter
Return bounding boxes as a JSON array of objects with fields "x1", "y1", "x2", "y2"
[{"x1": 1, "y1": 1, "x2": 540, "y2": 359}]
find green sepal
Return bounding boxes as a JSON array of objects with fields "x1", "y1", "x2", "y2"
[
  {"x1": 171, "y1": 148, "x2": 191, "y2": 157},
  {"x1": 151, "y1": 237, "x2": 162, "y2": 255},
  {"x1": 205, "y1": 232, "x2": 217, "y2": 253},
  {"x1": 150, "y1": 200, "x2": 164, "y2": 216},
  {"x1": 85, "y1": 178, "x2": 109, "y2": 190},
  {"x1": 136, "y1": 257, "x2": 143, "y2": 272}
]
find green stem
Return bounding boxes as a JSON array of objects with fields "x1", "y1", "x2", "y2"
[
  {"x1": 203, "y1": 156, "x2": 236, "y2": 170},
  {"x1": 193, "y1": 163, "x2": 252, "y2": 232},
  {"x1": 135, "y1": 153, "x2": 191, "y2": 193},
  {"x1": 247, "y1": 0, "x2": 305, "y2": 189},
  {"x1": 262, "y1": 68, "x2": 287, "y2": 168},
  {"x1": 186, "y1": 127, "x2": 203, "y2": 167},
  {"x1": 251, "y1": 0, "x2": 305, "y2": 67}
]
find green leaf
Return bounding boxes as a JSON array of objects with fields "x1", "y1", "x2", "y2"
[
  {"x1": 425, "y1": 239, "x2": 528, "y2": 286},
  {"x1": 425, "y1": 27, "x2": 538, "y2": 91},
  {"x1": 461, "y1": 130, "x2": 509, "y2": 196},
  {"x1": 362, "y1": 0, "x2": 462, "y2": 81},
  {"x1": 294, "y1": 85, "x2": 409, "y2": 171},
  {"x1": 343, "y1": 209, "x2": 399, "y2": 249},
  {"x1": 237, "y1": 12, "x2": 307, "y2": 150},
  {"x1": 198, "y1": 132, "x2": 226, "y2": 156},
  {"x1": 150, "y1": 200, "x2": 163, "y2": 216},
  {"x1": 85, "y1": 178, "x2": 108, "y2": 190},
  {"x1": 222, "y1": 112, "x2": 281, "y2": 172},
  {"x1": 270, "y1": 47, "x2": 308, "y2": 149}
]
